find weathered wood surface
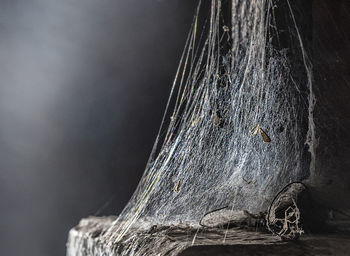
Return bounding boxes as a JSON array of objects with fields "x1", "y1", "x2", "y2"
[{"x1": 67, "y1": 216, "x2": 350, "y2": 256}]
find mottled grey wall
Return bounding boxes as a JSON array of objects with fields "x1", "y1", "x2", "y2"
[{"x1": 0, "y1": 1, "x2": 201, "y2": 255}]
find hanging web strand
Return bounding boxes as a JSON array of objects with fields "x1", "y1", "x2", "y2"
[{"x1": 106, "y1": 1, "x2": 206, "y2": 242}]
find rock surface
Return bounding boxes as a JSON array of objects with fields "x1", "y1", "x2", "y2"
[{"x1": 67, "y1": 216, "x2": 350, "y2": 256}]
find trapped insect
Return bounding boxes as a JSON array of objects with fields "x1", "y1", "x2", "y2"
[
  {"x1": 251, "y1": 123, "x2": 271, "y2": 142},
  {"x1": 242, "y1": 176, "x2": 253, "y2": 184},
  {"x1": 213, "y1": 111, "x2": 222, "y2": 126},
  {"x1": 174, "y1": 179, "x2": 182, "y2": 193}
]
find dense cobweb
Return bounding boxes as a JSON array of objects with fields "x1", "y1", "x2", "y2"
[{"x1": 104, "y1": 0, "x2": 315, "y2": 245}]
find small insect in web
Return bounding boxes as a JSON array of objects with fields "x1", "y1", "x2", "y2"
[
  {"x1": 242, "y1": 176, "x2": 253, "y2": 184},
  {"x1": 222, "y1": 25, "x2": 230, "y2": 32},
  {"x1": 213, "y1": 108, "x2": 225, "y2": 128},
  {"x1": 251, "y1": 123, "x2": 271, "y2": 142},
  {"x1": 213, "y1": 111, "x2": 222, "y2": 126},
  {"x1": 173, "y1": 179, "x2": 182, "y2": 193}
]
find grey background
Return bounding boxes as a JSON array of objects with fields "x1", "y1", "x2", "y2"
[{"x1": 0, "y1": 1, "x2": 202, "y2": 255}]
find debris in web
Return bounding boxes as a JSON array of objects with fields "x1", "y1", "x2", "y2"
[{"x1": 267, "y1": 182, "x2": 306, "y2": 240}]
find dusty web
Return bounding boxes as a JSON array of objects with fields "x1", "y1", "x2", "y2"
[{"x1": 101, "y1": 0, "x2": 315, "y2": 248}]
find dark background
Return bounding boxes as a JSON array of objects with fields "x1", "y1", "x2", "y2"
[{"x1": 0, "y1": 1, "x2": 202, "y2": 255}]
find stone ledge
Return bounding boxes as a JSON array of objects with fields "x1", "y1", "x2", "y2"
[{"x1": 67, "y1": 216, "x2": 350, "y2": 256}]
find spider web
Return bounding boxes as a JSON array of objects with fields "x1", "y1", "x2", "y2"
[{"x1": 99, "y1": 0, "x2": 315, "y2": 251}]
